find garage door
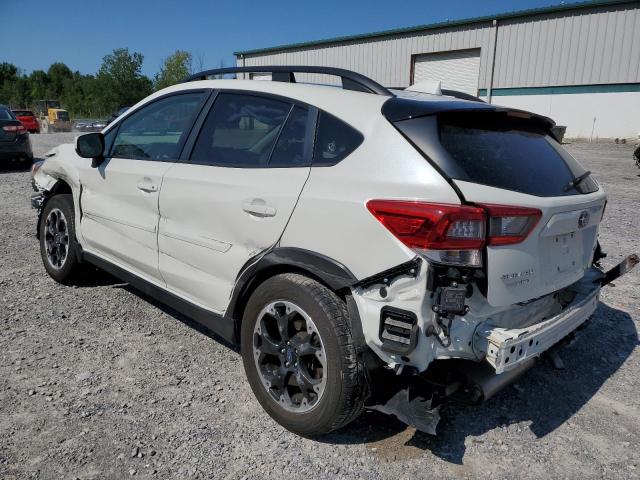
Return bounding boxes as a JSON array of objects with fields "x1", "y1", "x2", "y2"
[{"x1": 413, "y1": 49, "x2": 481, "y2": 95}]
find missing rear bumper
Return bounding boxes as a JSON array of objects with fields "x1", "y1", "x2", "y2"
[{"x1": 475, "y1": 288, "x2": 599, "y2": 374}]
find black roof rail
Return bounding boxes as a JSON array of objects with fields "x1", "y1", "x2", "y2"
[{"x1": 182, "y1": 66, "x2": 394, "y2": 97}]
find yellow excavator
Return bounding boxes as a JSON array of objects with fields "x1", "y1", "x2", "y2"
[{"x1": 34, "y1": 100, "x2": 72, "y2": 133}]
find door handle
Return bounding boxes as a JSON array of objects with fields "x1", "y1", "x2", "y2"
[
  {"x1": 242, "y1": 199, "x2": 277, "y2": 217},
  {"x1": 137, "y1": 182, "x2": 158, "y2": 193}
]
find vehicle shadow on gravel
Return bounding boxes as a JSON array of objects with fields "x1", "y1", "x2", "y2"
[
  {"x1": 117, "y1": 284, "x2": 239, "y2": 352},
  {"x1": 321, "y1": 301, "x2": 637, "y2": 465},
  {"x1": 0, "y1": 161, "x2": 32, "y2": 173}
]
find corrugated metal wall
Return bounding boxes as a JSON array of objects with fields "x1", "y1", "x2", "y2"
[
  {"x1": 493, "y1": 5, "x2": 640, "y2": 87},
  {"x1": 239, "y1": 23, "x2": 495, "y2": 88},
  {"x1": 238, "y1": 2, "x2": 640, "y2": 89}
]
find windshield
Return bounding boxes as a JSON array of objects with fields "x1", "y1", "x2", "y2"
[{"x1": 56, "y1": 111, "x2": 70, "y2": 121}]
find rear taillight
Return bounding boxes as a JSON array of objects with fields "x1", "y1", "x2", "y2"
[
  {"x1": 366, "y1": 200, "x2": 486, "y2": 266},
  {"x1": 483, "y1": 204, "x2": 541, "y2": 246},
  {"x1": 366, "y1": 200, "x2": 542, "y2": 267},
  {"x1": 3, "y1": 124, "x2": 27, "y2": 134}
]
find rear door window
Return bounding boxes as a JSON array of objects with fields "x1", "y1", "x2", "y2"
[
  {"x1": 269, "y1": 106, "x2": 312, "y2": 167},
  {"x1": 396, "y1": 112, "x2": 598, "y2": 196},
  {"x1": 190, "y1": 93, "x2": 292, "y2": 167}
]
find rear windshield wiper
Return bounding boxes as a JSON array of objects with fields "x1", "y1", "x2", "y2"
[{"x1": 563, "y1": 170, "x2": 591, "y2": 192}]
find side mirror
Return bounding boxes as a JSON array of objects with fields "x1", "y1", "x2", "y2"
[{"x1": 75, "y1": 132, "x2": 105, "y2": 168}]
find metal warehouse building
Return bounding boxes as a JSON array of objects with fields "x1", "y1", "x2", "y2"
[{"x1": 235, "y1": 0, "x2": 640, "y2": 139}]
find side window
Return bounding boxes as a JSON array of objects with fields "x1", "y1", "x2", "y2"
[
  {"x1": 111, "y1": 92, "x2": 205, "y2": 161},
  {"x1": 269, "y1": 106, "x2": 311, "y2": 167},
  {"x1": 313, "y1": 111, "x2": 363, "y2": 166},
  {"x1": 190, "y1": 93, "x2": 291, "y2": 167}
]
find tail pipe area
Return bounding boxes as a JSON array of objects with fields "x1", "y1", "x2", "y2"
[{"x1": 460, "y1": 358, "x2": 537, "y2": 404}]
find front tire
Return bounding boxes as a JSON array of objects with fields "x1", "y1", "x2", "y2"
[
  {"x1": 241, "y1": 273, "x2": 366, "y2": 436},
  {"x1": 39, "y1": 194, "x2": 83, "y2": 284}
]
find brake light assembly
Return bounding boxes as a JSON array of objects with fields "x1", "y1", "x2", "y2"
[
  {"x1": 366, "y1": 200, "x2": 541, "y2": 267},
  {"x1": 2, "y1": 124, "x2": 27, "y2": 135}
]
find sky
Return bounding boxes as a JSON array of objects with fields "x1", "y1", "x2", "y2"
[{"x1": 1, "y1": 0, "x2": 570, "y2": 77}]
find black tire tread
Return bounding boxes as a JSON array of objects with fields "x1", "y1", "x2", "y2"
[
  {"x1": 284, "y1": 273, "x2": 366, "y2": 431},
  {"x1": 39, "y1": 194, "x2": 83, "y2": 284},
  {"x1": 241, "y1": 273, "x2": 367, "y2": 435}
]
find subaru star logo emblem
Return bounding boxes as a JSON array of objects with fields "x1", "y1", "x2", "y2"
[{"x1": 578, "y1": 211, "x2": 590, "y2": 229}]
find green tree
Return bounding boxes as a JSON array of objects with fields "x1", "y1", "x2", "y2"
[
  {"x1": 97, "y1": 48, "x2": 152, "y2": 111},
  {"x1": 28, "y1": 70, "x2": 51, "y2": 101},
  {"x1": 0, "y1": 62, "x2": 18, "y2": 85},
  {"x1": 0, "y1": 63, "x2": 19, "y2": 105},
  {"x1": 154, "y1": 50, "x2": 192, "y2": 90},
  {"x1": 47, "y1": 62, "x2": 73, "y2": 98}
]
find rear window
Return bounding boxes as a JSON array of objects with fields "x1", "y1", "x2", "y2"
[
  {"x1": 0, "y1": 108, "x2": 15, "y2": 120},
  {"x1": 13, "y1": 110, "x2": 33, "y2": 117},
  {"x1": 56, "y1": 111, "x2": 70, "y2": 121},
  {"x1": 396, "y1": 112, "x2": 598, "y2": 197}
]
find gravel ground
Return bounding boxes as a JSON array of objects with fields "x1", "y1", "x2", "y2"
[{"x1": 1, "y1": 134, "x2": 639, "y2": 480}]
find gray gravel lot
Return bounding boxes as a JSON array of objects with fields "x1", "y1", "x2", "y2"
[{"x1": 1, "y1": 133, "x2": 639, "y2": 479}]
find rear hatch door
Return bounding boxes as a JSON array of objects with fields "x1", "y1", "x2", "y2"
[
  {"x1": 455, "y1": 180, "x2": 605, "y2": 306},
  {"x1": 392, "y1": 106, "x2": 605, "y2": 306}
]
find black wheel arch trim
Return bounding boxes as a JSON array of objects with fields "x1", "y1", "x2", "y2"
[{"x1": 227, "y1": 248, "x2": 358, "y2": 335}]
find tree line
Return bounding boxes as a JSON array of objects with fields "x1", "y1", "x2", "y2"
[{"x1": 0, "y1": 48, "x2": 204, "y2": 119}]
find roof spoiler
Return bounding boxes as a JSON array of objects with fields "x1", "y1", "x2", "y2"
[
  {"x1": 382, "y1": 96, "x2": 555, "y2": 130},
  {"x1": 182, "y1": 66, "x2": 394, "y2": 97}
]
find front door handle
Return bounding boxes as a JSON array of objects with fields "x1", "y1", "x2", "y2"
[
  {"x1": 242, "y1": 199, "x2": 277, "y2": 218},
  {"x1": 137, "y1": 181, "x2": 158, "y2": 193}
]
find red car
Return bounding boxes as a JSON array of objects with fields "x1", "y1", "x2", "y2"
[{"x1": 12, "y1": 109, "x2": 39, "y2": 134}]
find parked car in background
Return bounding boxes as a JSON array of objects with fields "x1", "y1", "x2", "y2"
[
  {"x1": 75, "y1": 120, "x2": 107, "y2": 133},
  {"x1": 30, "y1": 66, "x2": 638, "y2": 437},
  {"x1": 12, "y1": 109, "x2": 40, "y2": 133},
  {"x1": 0, "y1": 104, "x2": 33, "y2": 166}
]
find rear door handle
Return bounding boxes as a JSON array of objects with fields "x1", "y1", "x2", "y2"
[
  {"x1": 242, "y1": 200, "x2": 277, "y2": 217},
  {"x1": 137, "y1": 181, "x2": 158, "y2": 193}
]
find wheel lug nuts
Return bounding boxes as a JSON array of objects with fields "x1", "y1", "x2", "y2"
[
  {"x1": 294, "y1": 362, "x2": 298, "y2": 368},
  {"x1": 280, "y1": 348, "x2": 285, "y2": 353},
  {"x1": 285, "y1": 362, "x2": 290, "y2": 367}
]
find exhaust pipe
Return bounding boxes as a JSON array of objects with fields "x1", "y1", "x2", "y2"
[{"x1": 462, "y1": 358, "x2": 536, "y2": 403}]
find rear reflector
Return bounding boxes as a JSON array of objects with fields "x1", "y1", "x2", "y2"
[{"x1": 367, "y1": 200, "x2": 542, "y2": 267}]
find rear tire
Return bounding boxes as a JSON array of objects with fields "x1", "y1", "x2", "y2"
[
  {"x1": 241, "y1": 273, "x2": 366, "y2": 436},
  {"x1": 39, "y1": 194, "x2": 83, "y2": 284}
]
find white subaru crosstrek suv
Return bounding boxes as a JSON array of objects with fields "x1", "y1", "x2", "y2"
[{"x1": 32, "y1": 66, "x2": 637, "y2": 436}]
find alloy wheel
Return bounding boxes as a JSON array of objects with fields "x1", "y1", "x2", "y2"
[
  {"x1": 44, "y1": 208, "x2": 69, "y2": 270},
  {"x1": 252, "y1": 300, "x2": 327, "y2": 413}
]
